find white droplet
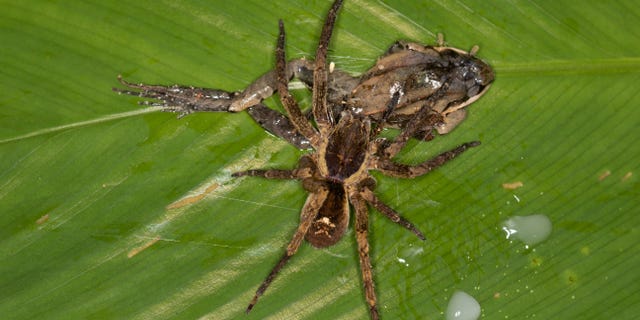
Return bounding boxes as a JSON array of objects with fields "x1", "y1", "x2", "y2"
[
  {"x1": 446, "y1": 291, "x2": 481, "y2": 320},
  {"x1": 502, "y1": 214, "x2": 552, "y2": 246}
]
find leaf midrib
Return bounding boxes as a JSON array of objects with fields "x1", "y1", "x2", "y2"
[{"x1": 496, "y1": 57, "x2": 640, "y2": 76}]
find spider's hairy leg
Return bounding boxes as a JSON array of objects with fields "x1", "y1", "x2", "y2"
[
  {"x1": 246, "y1": 104, "x2": 312, "y2": 150},
  {"x1": 360, "y1": 188, "x2": 425, "y2": 240},
  {"x1": 275, "y1": 20, "x2": 320, "y2": 147},
  {"x1": 382, "y1": 101, "x2": 445, "y2": 159},
  {"x1": 371, "y1": 88, "x2": 403, "y2": 137},
  {"x1": 312, "y1": 0, "x2": 343, "y2": 130},
  {"x1": 233, "y1": 154, "x2": 315, "y2": 179},
  {"x1": 376, "y1": 141, "x2": 480, "y2": 178},
  {"x1": 349, "y1": 192, "x2": 380, "y2": 320},
  {"x1": 246, "y1": 184, "x2": 329, "y2": 314}
]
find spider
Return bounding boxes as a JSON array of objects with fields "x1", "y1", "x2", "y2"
[{"x1": 114, "y1": 0, "x2": 492, "y2": 318}]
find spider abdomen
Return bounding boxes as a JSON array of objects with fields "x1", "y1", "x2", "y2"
[{"x1": 305, "y1": 182, "x2": 349, "y2": 248}]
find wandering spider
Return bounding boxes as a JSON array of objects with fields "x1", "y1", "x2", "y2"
[{"x1": 114, "y1": 0, "x2": 493, "y2": 318}]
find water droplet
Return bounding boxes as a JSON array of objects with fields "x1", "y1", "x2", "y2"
[
  {"x1": 446, "y1": 291, "x2": 481, "y2": 320},
  {"x1": 502, "y1": 214, "x2": 552, "y2": 246}
]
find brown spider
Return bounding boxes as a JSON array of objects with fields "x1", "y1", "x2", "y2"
[
  {"x1": 230, "y1": 1, "x2": 480, "y2": 319},
  {"x1": 114, "y1": 0, "x2": 492, "y2": 318}
]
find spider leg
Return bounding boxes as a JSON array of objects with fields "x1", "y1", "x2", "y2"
[
  {"x1": 234, "y1": 154, "x2": 315, "y2": 179},
  {"x1": 312, "y1": 0, "x2": 344, "y2": 131},
  {"x1": 371, "y1": 87, "x2": 403, "y2": 138},
  {"x1": 376, "y1": 141, "x2": 480, "y2": 178},
  {"x1": 382, "y1": 99, "x2": 445, "y2": 159},
  {"x1": 350, "y1": 192, "x2": 380, "y2": 320},
  {"x1": 276, "y1": 21, "x2": 321, "y2": 147},
  {"x1": 245, "y1": 104, "x2": 312, "y2": 149},
  {"x1": 360, "y1": 188, "x2": 425, "y2": 240},
  {"x1": 246, "y1": 185, "x2": 329, "y2": 313}
]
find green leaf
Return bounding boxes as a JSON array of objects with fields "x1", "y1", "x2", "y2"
[{"x1": 1, "y1": 0, "x2": 638, "y2": 319}]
